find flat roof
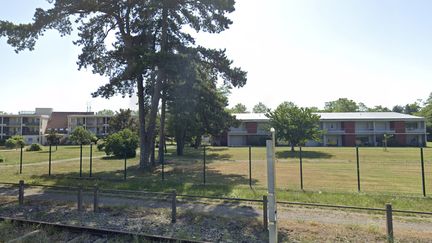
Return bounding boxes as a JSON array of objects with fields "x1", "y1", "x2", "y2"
[
  {"x1": 232, "y1": 112, "x2": 424, "y2": 121},
  {"x1": 0, "y1": 114, "x2": 50, "y2": 118}
]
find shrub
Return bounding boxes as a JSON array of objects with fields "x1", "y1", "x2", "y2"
[
  {"x1": 26, "y1": 143, "x2": 43, "y2": 151},
  {"x1": 5, "y1": 135, "x2": 25, "y2": 149},
  {"x1": 104, "y1": 129, "x2": 138, "y2": 158},
  {"x1": 0, "y1": 155, "x2": 4, "y2": 163},
  {"x1": 97, "y1": 140, "x2": 105, "y2": 152},
  {"x1": 69, "y1": 126, "x2": 93, "y2": 145}
]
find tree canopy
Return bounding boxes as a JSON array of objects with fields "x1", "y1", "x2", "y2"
[
  {"x1": 69, "y1": 126, "x2": 94, "y2": 145},
  {"x1": 324, "y1": 98, "x2": 359, "y2": 112},
  {"x1": 252, "y1": 102, "x2": 268, "y2": 113},
  {"x1": 97, "y1": 109, "x2": 114, "y2": 116},
  {"x1": 108, "y1": 109, "x2": 138, "y2": 134},
  {"x1": 229, "y1": 103, "x2": 248, "y2": 113},
  {"x1": 0, "y1": 0, "x2": 247, "y2": 169},
  {"x1": 266, "y1": 102, "x2": 321, "y2": 151}
]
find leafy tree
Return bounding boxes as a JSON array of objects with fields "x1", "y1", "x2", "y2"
[
  {"x1": 96, "y1": 109, "x2": 114, "y2": 116},
  {"x1": 229, "y1": 103, "x2": 248, "y2": 113},
  {"x1": 252, "y1": 102, "x2": 269, "y2": 113},
  {"x1": 109, "y1": 109, "x2": 138, "y2": 134},
  {"x1": 416, "y1": 94, "x2": 432, "y2": 141},
  {"x1": 358, "y1": 102, "x2": 369, "y2": 112},
  {"x1": 69, "y1": 126, "x2": 93, "y2": 145},
  {"x1": 308, "y1": 106, "x2": 321, "y2": 112},
  {"x1": 266, "y1": 102, "x2": 321, "y2": 152},
  {"x1": 104, "y1": 129, "x2": 138, "y2": 158},
  {"x1": 46, "y1": 130, "x2": 62, "y2": 150},
  {"x1": 368, "y1": 105, "x2": 390, "y2": 112},
  {"x1": 324, "y1": 98, "x2": 359, "y2": 112},
  {"x1": 0, "y1": 0, "x2": 246, "y2": 170},
  {"x1": 392, "y1": 105, "x2": 404, "y2": 113},
  {"x1": 0, "y1": 111, "x2": 6, "y2": 115},
  {"x1": 5, "y1": 135, "x2": 25, "y2": 149},
  {"x1": 403, "y1": 102, "x2": 421, "y2": 115}
]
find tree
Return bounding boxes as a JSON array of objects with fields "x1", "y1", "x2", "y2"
[
  {"x1": 403, "y1": 102, "x2": 421, "y2": 115},
  {"x1": 108, "y1": 109, "x2": 138, "y2": 134},
  {"x1": 324, "y1": 98, "x2": 359, "y2": 112},
  {"x1": 5, "y1": 135, "x2": 25, "y2": 149},
  {"x1": 104, "y1": 129, "x2": 138, "y2": 158},
  {"x1": 368, "y1": 105, "x2": 390, "y2": 112},
  {"x1": 96, "y1": 109, "x2": 114, "y2": 116},
  {"x1": 266, "y1": 102, "x2": 321, "y2": 152},
  {"x1": 0, "y1": 0, "x2": 246, "y2": 170},
  {"x1": 392, "y1": 105, "x2": 404, "y2": 113},
  {"x1": 252, "y1": 102, "x2": 269, "y2": 113},
  {"x1": 69, "y1": 126, "x2": 93, "y2": 145},
  {"x1": 46, "y1": 130, "x2": 62, "y2": 150},
  {"x1": 358, "y1": 102, "x2": 369, "y2": 112},
  {"x1": 229, "y1": 103, "x2": 248, "y2": 113}
]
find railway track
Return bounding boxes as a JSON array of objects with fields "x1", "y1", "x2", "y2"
[{"x1": 0, "y1": 216, "x2": 206, "y2": 243}]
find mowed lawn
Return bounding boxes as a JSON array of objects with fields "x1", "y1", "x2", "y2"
[{"x1": 0, "y1": 145, "x2": 431, "y2": 211}]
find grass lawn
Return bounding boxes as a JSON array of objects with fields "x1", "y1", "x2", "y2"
[{"x1": 0, "y1": 145, "x2": 431, "y2": 212}]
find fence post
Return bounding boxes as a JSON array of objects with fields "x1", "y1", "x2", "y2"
[
  {"x1": 420, "y1": 147, "x2": 426, "y2": 197},
  {"x1": 299, "y1": 146, "x2": 303, "y2": 190},
  {"x1": 93, "y1": 185, "x2": 99, "y2": 213},
  {"x1": 162, "y1": 156, "x2": 165, "y2": 181},
  {"x1": 386, "y1": 203, "x2": 394, "y2": 243},
  {"x1": 79, "y1": 143, "x2": 83, "y2": 178},
  {"x1": 19, "y1": 145, "x2": 23, "y2": 174},
  {"x1": 18, "y1": 180, "x2": 24, "y2": 206},
  {"x1": 263, "y1": 195, "x2": 268, "y2": 231},
  {"x1": 89, "y1": 143, "x2": 93, "y2": 178},
  {"x1": 48, "y1": 144, "x2": 52, "y2": 176},
  {"x1": 77, "y1": 185, "x2": 83, "y2": 212},
  {"x1": 356, "y1": 146, "x2": 361, "y2": 192},
  {"x1": 171, "y1": 190, "x2": 177, "y2": 223},
  {"x1": 203, "y1": 145, "x2": 206, "y2": 185},
  {"x1": 249, "y1": 146, "x2": 252, "y2": 187},
  {"x1": 124, "y1": 151, "x2": 127, "y2": 180}
]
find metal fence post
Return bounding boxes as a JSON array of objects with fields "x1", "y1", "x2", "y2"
[
  {"x1": 171, "y1": 190, "x2": 177, "y2": 223},
  {"x1": 420, "y1": 147, "x2": 426, "y2": 197},
  {"x1": 89, "y1": 143, "x2": 93, "y2": 178},
  {"x1": 48, "y1": 144, "x2": 52, "y2": 176},
  {"x1": 386, "y1": 203, "x2": 394, "y2": 243},
  {"x1": 79, "y1": 143, "x2": 83, "y2": 178},
  {"x1": 263, "y1": 195, "x2": 268, "y2": 231},
  {"x1": 203, "y1": 145, "x2": 206, "y2": 185},
  {"x1": 77, "y1": 185, "x2": 83, "y2": 212},
  {"x1": 19, "y1": 145, "x2": 23, "y2": 174},
  {"x1": 93, "y1": 185, "x2": 99, "y2": 213},
  {"x1": 162, "y1": 156, "x2": 165, "y2": 181},
  {"x1": 356, "y1": 146, "x2": 361, "y2": 192},
  {"x1": 249, "y1": 146, "x2": 252, "y2": 187},
  {"x1": 300, "y1": 146, "x2": 303, "y2": 190},
  {"x1": 18, "y1": 180, "x2": 24, "y2": 206},
  {"x1": 124, "y1": 151, "x2": 127, "y2": 180}
]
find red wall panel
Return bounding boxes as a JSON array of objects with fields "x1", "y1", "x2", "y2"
[{"x1": 246, "y1": 122, "x2": 257, "y2": 134}]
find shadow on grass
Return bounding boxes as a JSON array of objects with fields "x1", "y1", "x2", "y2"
[
  {"x1": 276, "y1": 150, "x2": 333, "y2": 159},
  {"x1": 165, "y1": 146, "x2": 234, "y2": 161}
]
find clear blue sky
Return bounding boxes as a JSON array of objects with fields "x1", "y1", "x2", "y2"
[{"x1": 1, "y1": 0, "x2": 432, "y2": 113}]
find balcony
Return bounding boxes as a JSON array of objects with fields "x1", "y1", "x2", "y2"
[{"x1": 22, "y1": 131, "x2": 40, "y2": 136}]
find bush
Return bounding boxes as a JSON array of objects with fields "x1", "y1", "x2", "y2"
[
  {"x1": 96, "y1": 140, "x2": 105, "y2": 152},
  {"x1": 26, "y1": 143, "x2": 43, "y2": 151},
  {"x1": 104, "y1": 129, "x2": 138, "y2": 158},
  {"x1": 0, "y1": 155, "x2": 4, "y2": 163},
  {"x1": 4, "y1": 135, "x2": 25, "y2": 149}
]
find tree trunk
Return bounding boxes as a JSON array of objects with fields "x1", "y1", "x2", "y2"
[
  {"x1": 291, "y1": 144, "x2": 295, "y2": 152},
  {"x1": 176, "y1": 138, "x2": 184, "y2": 156},
  {"x1": 151, "y1": 135, "x2": 156, "y2": 166},
  {"x1": 159, "y1": 90, "x2": 166, "y2": 164},
  {"x1": 194, "y1": 136, "x2": 201, "y2": 149},
  {"x1": 137, "y1": 75, "x2": 148, "y2": 169}
]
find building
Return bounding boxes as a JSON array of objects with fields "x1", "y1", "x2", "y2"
[
  {"x1": 0, "y1": 108, "x2": 52, "y2": 144},
  {"x1": 67, "y1": 115, "x2": 111, "y2": 137},
  {"x1": 226, "y1": 112, "x2": 427, "y2": 147}
]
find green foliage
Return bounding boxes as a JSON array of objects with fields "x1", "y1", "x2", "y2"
[
  {"x1": 0, "y1": 155, "x2": 4, "y2": 163},
  {"x1": 104, "y1": 129, "x2": 138, "y2": 158},
  {"x1": 252, "y1": 102, "x2": 268, "y2": 113},
  {"x1": 96, "y1": 109, "x2": 114, "y2": 116},
  {"x1": 46, "y1": 130, "x2": 61, "y2": 145},
  {"x1": 97, "y1": 140, "x2": 105, "y2": 152},
  {"x1": 267, "y1": 102, "x2": 321, "y2": 151},
  {"x1": 69, "y1": 127, "x2": 93, "y2": 145},
  {"x1": 109, "y1": 109, "x2": 138, "y2": 134},
  {"x1": 26, "y1": 143, "x2": 43, "y2": 151},
  {"x1": 368, "y1": 105, "x2": 390, "y2": 112},
  {"x1": 229, "y1": 103, "x2": 248, "y2": 113},
  {"x1": 324, "y1": 98, "x2": 359, "y2": 112},
  {"x1": 5, "y1": 136, "x2": 25, "y2": 149}
]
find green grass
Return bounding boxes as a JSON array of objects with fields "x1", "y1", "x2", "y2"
[{"x1": 0, "y1": 145, "x2": 431, "y2": 212}]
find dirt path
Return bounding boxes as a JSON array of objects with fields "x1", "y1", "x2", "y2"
[
  {"x1": 0, "y1": 156, "x2": 106, "y2": 168},
  {"x1": 1, "y1": 185, "x2": 431, "y2": 236}
]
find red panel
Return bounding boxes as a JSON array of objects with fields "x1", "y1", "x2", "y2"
[
  {"x1": 344, "y1": 122, "x2": 355, "y2": 133},
  {"x1": 394, "y1": 121, "x2": 405, "y2": 133},
  {"x1": 343, "y1": 135, "x2": 356, "y2": 146},
  {"x1": 246, "y1": 122, "x2": 257, "y2": 134}
]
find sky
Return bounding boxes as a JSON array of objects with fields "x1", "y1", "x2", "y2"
[{"x1": 1, "y1": 0, "x2": 432, "y2": 113}]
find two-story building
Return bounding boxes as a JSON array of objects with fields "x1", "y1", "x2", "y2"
[
  {"x1": 227, "y1": 112, "x2": 427, "y2": 147},
  {"x1": 67, "y1": 115, "x2": 111, "y2": 137}
]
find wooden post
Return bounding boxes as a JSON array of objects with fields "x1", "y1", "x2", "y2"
[
  {"x1": 77, "y1": 185, "x2": 83, "y2": 212},
  {"x1": 420, "y1": 147, "x2": 426, "y2": 197},
  {"x1": 89, "y1": 143, "x2": 93, "y2": 178},
  {"x1": 249, "y1": 146, "x2": 252, "y2": 187},
  {"x1": 93, "y1": 186, "x2": 99, "y2": 213},
  {"x1": 18, "y1": 180, "x2": 24, "y2": 206},
  {"x1": 203, "y1": 145, "x2": 206, "y2": 185},
  {"x1": 79, "y1": 143, "x2": 83, "y2": 178},
  {"x1": 356, "y1": 146, "x2": 361, "y2": 192},
  {"x1": 386, "y1": 203, "x2": 394, "y2": 243},
  {"x1": 171, "y1": 190, "x2": 177, "y2": 223},
  {"x1": 299, "y1": 146, "x2": 303, "y2": 190},
  {"x1": 19, "y1": 145, "x2": 23, "y2": 174},
  {"x1": 48, "y1": 144, "x2": 52, "y2": 176},
  {"x1": 263, "y1": 195, "x2": 268, "y2": 231}
]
